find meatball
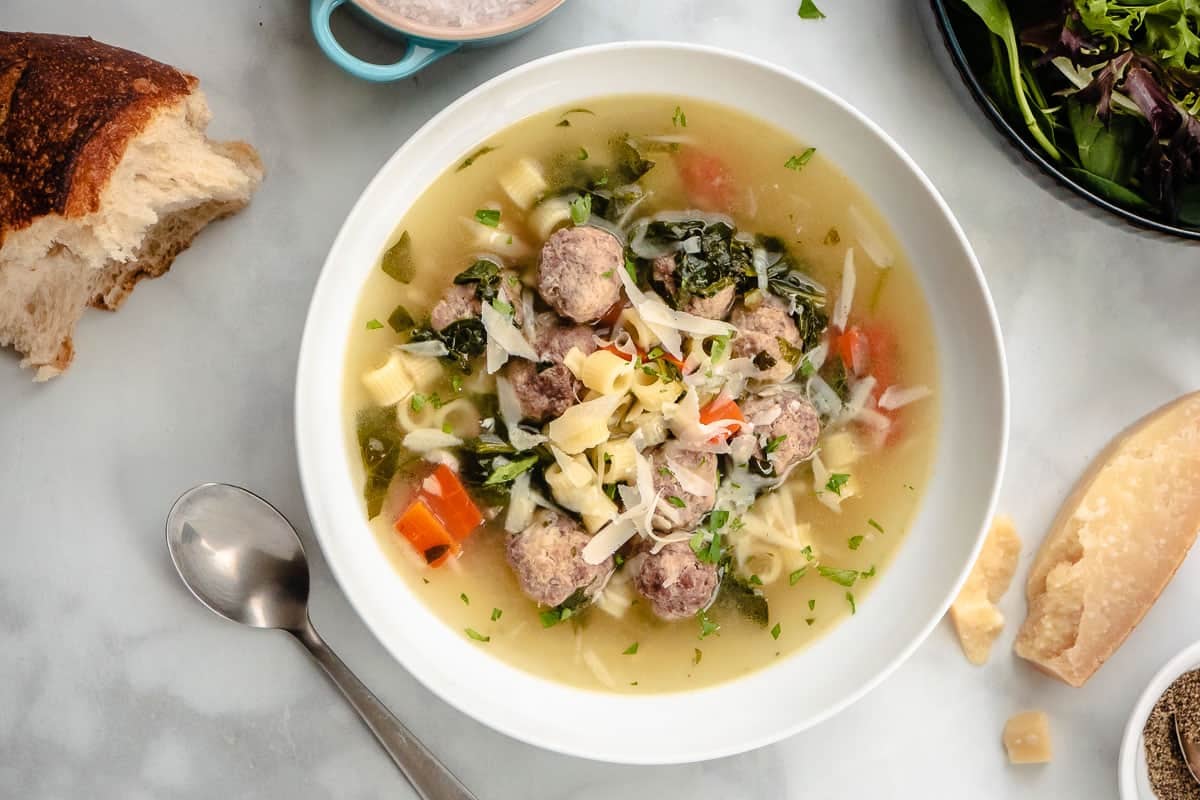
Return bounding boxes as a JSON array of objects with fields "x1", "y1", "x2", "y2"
[
  {"x1": 538, "y1": 226, "x2": 623, "y2": 323},
  {"x1": 634, "y1": 541, "x2": 719, "y2": 621},
  {"x1": 649, "y1": 445, "x2": 717, "y2": 532},
  {"x1": 741, "y1": 390, "x2": 820, "y2": 474},
  {"x1": 506, "y1": 510, "x2": 613, "y2": 607},
  {"x1": 429, "y1": 269, "x2": 523, "y2": 332},
  {"x1": 651, "y1": 254, "x2": 736, "y2": 320},
  {"x1": 730, "y1": 295, "x2": 801, "y2": 382},
  {"x1": 504, "y1": 312, "x2": 597, "y2": 422}
]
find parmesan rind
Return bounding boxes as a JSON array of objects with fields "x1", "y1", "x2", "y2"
[{"x1": 1014, "y1": 392, "x2": 1200, "y2": 687}]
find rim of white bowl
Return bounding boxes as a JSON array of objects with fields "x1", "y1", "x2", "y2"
[
  {"x1": 295, "y1": 40, "x2": 1009, "y2": 765},
  {"x1": 1118, "y1": 639, "x2": 1200, "y2": 798}
]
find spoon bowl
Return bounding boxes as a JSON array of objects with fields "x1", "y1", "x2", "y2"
[
  {"x1": 165, "y1": 483, "x2": 476, "y2": 800},
  {"x1": 166, "y1": 483, "x2": 310, "y2": 631}
]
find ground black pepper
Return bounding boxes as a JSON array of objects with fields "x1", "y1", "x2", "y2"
[{"x1": 1144, "y1": 668, "x2": 1200, "y2": 800}]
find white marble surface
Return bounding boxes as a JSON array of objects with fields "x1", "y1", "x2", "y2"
[{"x1": 2, "y1": 1, "x2": 1198, "y2": 797}]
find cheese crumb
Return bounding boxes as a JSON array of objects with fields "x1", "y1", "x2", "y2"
[
  {"x1": 1003, "y1": 711, "x2": 1052, "y2": 764},
  {"x1": 949, "y1": 516, "x2": 1021, "y2": 664}
]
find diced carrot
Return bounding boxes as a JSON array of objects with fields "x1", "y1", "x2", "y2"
[
  {"x1": 601, "y1": 343, "x2": 636, "y2": 362},
  {"x1": 861, "y1": 323, "x2": 898, "y2": 398},
  {"x1": 676, "y1": 147, "x2": 735, "y2": 212},
  {"x1": 421, "y1": 463, "x2": 483, "y2": 541},
  {"x1": 699, "y1": 394, "x2": 744, "y2": 442},
  {"x1": 395, "y1": 499, "x2": 459, "y2": 568},
  {"x1": 836, "y1": 326, "x2": 869, "y2": 378}
]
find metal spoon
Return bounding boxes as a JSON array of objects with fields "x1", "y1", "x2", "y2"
[
  {"x1": 166, "y1": 483, "x2": 476, "y2": 800},
  {"x1": 1176, "y1": 715, "x2": 1200, "y2": 785}
]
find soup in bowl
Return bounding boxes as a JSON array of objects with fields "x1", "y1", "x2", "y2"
[{"x1": 296, "y1": 43, "x2": 1006, "y2": 763}]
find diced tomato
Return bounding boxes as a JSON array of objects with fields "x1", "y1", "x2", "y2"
[
  {"x1": 395, "y1": 499, "x2": 459, "y2": 568},
  {"x1": 421, "y1": 463, "x2": 483, "y2": 541},
  {"x1": 699, "y1": 394, "x2": 744, "y2": 442},
  {"x1": 676, "y1": 147, "x2": 735, "y2": 212}
]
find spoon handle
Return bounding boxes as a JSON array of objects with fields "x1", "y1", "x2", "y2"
[{"x1": 292, "y1": 621, "x2": 478, "y2": 800}]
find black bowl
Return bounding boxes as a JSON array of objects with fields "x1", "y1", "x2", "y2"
[{"x1": 923, "y1": 0, "x2": 1200, "y2": 241}]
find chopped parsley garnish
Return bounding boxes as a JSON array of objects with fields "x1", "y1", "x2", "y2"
[
  {"x1": 410, "y1": 394, "x2": 426, "y2": 412},
  {"x1": 491, "y1": 607, "x2": 503, "y2": 621},
  {"x1": 622, "y1": 642, "x2": 639, "y2": 655},
  {"x1": 784, "y1": 148, "x2": 817, "y2": 171},
  {"x1": 846, "y1": 592, "x2": 857, "y2": 615},
  {"x1": 688, "y1": 530, "x2": 707, "y2": 557},
  {"x1": 799, "y1": 356, "x2": 816, "y2": 377},
  {"x1": 693, "y1": 648, "x2": 703, "y2": 665},
  {"x1": 600, "y1": 269, "x2": 614, "y2": 278},
  {"x1": 672, "y1": 105, "x2": 687, "y2": 128},
  {"x1": 707, "y1": 509, "x2": 730, "y2": 531},
  {"x1": 365, "y1": 319, "x2": 384, "y2": 330},
  {"x1": 764, "y1": 435, "x2": 788, "y2": 454},
  {"x1": 646, "y1": 346, "x2": 665, "y2": 360},
  {"x1": 484, "y1": 455, "x2": 539, "y2": 485},
  {"x1": 818, "y1": 566, "x2": 859, "y2": 587},
  {"x1": 868, "y1": 518, "x2": 885, "y2": 534},
  {"x1": 800, "y1": 545, "x2": 814, "y2": 561},
  {"x1": 805, "y1": 617, "x2": 815, "y2": 626},
  {"x1": 825, "y1": 473, "x2": 850, "y2": 496},
  {"x1": 460, "y1": 593, "x2": 470, "y2": 606},
  {"x1": 749, "y1": 574, "x2": 763, "y2": 586},
  {"x1": 823, "y1": 227, "x2": 841, "y2": 245},
  {"x1": 808, "y1": 598, "x2": 816, "y2": 611},
  {"x1": 451, "y1": 375, "x2": 464, "y2": 393},
  {"x1": 848, "y1": 535, "x2": 864, "y2": 551},
  {"x1": 797, "y1": 0, "x2": 825, "y2": 19},
  {"x1": 603, "y1": 483, "x2": 618, "y2": 501},
  {"x1": 788, "y1": 567, "x2": 807, "y2": 586},
  {"x1": 614, "y1": 553, "x2": 625, "y2": 568},
  {"x1": 698, "y1": 610, "x2": 720, "y2": 639},
  {"x1": 861, "y1": 565, "x2": 877, "y2": 579},
  {"x1": 667, "y1": 495, "x2": 686, "y2": 509},
  {"x1": 705, "y1": 532, "x2": 723, "y2": 563},
  {"x1": 578, "y1": 147, "x2": 589, "y2": 161},
  {"x1": 464, "y1": 628, "x2": 490, "y2": 642},
  {"x1": 624, "y1": 257, "x2": 638, "y2": 282},
  {"x1": 630, "y1": 681, "x2": 638, "y2": 686},
  {"x1": 492, "y1": 298, "x2": 514, "y2": 316},
  {"x1": 441, "y1": 422, "x2": 454, "y2": 434},
  {"x1": 556, "y1": 119, "x2": 570, "y2": 128},
  {"x1": 429, "y1": 393, "x2": 444, "y2": 409},
  {"x1": 658, "y1": 466, "x2": 674, "y2": 478},
  {"x1": 569, "y1": 193, "x2": 592, "y2": 225},
  {"x1": 474, "y1": 208, "x2": 501, "y2": 227},
  {"x1": 457, "y1": 145, "x2": 497, "y2": 171},
  {"x1": 770, "y1": 623, "x2": 782, "y2": 640}
]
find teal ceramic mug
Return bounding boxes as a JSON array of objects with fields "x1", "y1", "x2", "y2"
[{"x1": 311, "y1": 0, "x2": 566, "y2": 82}]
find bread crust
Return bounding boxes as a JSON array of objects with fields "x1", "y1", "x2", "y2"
[{"x1": 0, "y1": 32, "x2": 197, "y2": 245}]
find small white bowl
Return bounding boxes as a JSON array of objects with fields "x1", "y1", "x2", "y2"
[
  {"x1": 1119, "y1": 640, "x2": 1200, "y2": 798},
  {"x1": 295, "y1": 42, "x2": 1008, "y2": 764}
]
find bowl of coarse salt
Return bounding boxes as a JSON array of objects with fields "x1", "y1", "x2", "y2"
[
  {"x1": 1120, "y1": 639, "x2": 1200, "y2": 800},
  {"x1": 310, "y1": 0, "x2": 565, "y2": 82}
]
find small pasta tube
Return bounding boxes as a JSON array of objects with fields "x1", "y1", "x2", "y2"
[
  {"x1": 396, "y1": 396, "x2": 442, "y2": 433},
  {"x1": 433, "y1": 398, "x2": 482, "y2": 438},
  {"x1": 593, "y1": 437, "x2": 638, "y2": 484},
  {"x1": 562, "y1": 346, "x2": 588, "y2": 379},
  {"x1": 547, "y1": 393, "x2": 624, "y2": 454},
  {"x1": 581, "y1": 350, "x2": 636, "y2": 396},
  {"x1": 499, "y1": 157, "x2": 548, "y2": 210},
  {"x1": 463, "y1": 217, "x2": 531, "y2": 259},
  {"x1": 399, "y1": 351, "x2": 445, "y2": 394},
  {"x1": 529, "y1": 196, "x2": 572, "y2": 241},
  {"x1": 631, "y1": 373, "x2": 684, "y2": 412},
  {"x1": 615, "y1": 307, "x2": 660, "y2": 351},
  {"x1": 544, "y1": 463, "x2": 618, "y2": 534},
  {"x1": 361, "y1": 350, "x2": 415, "y2": 407}
]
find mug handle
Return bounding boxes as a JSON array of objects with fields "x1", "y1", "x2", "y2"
[{"x1": 311, "y1": 0, "x2": 459, "y2": 82}]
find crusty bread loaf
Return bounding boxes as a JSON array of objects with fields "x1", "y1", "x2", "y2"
[
  {"x1": 1014, "y1": 392, "x2": 1200, "y2": 687},
  {"x1": 0, "y1": 33, "x2": 262, "y2": 380}
]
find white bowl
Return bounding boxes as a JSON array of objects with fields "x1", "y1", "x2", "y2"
[
  {"x1": 1119, "y1": 640, "x2": 1200, "y2": 798},
  {"x1": 295, "y1": 42, "x2": 1008, "y2": 765}
]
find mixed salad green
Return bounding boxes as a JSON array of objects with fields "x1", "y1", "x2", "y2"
[{"x1": 955, "y1": 0, "x2": 1200, "y2": 226}]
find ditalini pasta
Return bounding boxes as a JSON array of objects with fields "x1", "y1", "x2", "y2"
[{"x1": 344, "y1": 95, "x2": 939, "y2": 694}]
